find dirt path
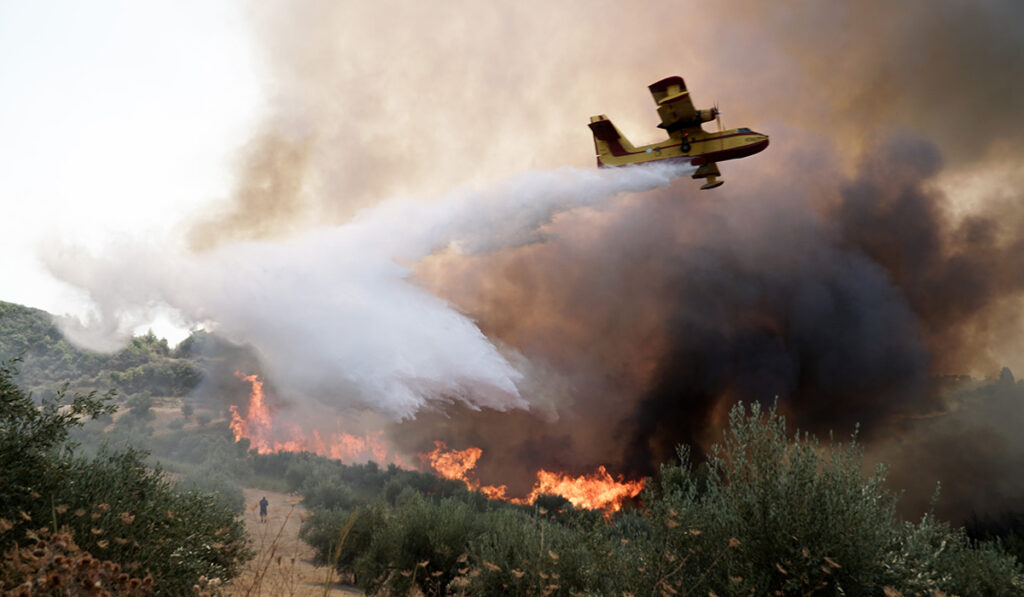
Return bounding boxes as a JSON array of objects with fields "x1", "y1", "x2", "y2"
[{"x1": 226, "y1": 487, "x2": 363, "y2": 597}]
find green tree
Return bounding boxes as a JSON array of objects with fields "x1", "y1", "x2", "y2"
[{"x1": 0, "y1": 359, "x2": 251, "y2": 594}]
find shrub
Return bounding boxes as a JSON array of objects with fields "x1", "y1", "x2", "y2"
[
  {"x1": 178, "y1": 466, "x2": 247, "y2": 514},
  {"x1": 0, "y1": 529, "x2": 154, "y2": 596},
  {"x1": 51, "y1": 449, "x2": 250, "y2": 594},
  {"x1": 460, "y1": 507, "x2": 621, "y2": 596},
  {"x1": 636, "y1": 401, "x2": 1024, "y2": 596},
  {"x1": 887, "y1": 512, "x2": 1024, "y2": 596},
  {"x1": 301, "y1": 503, "x2": 387, "y2": 580},
  {"x1": 297, "y1": 400, "x2": 1024, "y2": 596},
  {"x1": 0, "y1": 358, "x2": 114, "y2": 539},
  {"x1": 701, "y1": 402, "x2": 898, "y2": 595},
  {"x1": 301, "y1": 478, "x2": 361, "y2": 512},
  {"x1": 0, "y1": 359, "x2": 251, "y2": 594},
  {"x1": 352, "y1": 491, "x2": 480, "y2": 596}
]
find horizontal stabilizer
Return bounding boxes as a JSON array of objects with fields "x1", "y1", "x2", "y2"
[{"x1": 588, "y1": 115, "x2": 637, "y2": 161}]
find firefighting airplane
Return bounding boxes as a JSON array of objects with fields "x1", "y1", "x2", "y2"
[{"x1": 588, "y1": 75, "x2": 768, "y2": 189}]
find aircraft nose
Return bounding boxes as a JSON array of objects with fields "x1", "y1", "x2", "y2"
[{"x1": 751, "y1": 135, "x2": 769, "y2": 154}]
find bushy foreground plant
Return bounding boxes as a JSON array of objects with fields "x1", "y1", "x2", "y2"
[
  {"x1": 690, "y1": 402, "x2": 896, "y2": 594},
  {"x1": 0, "y1": 360, "x2": 251, "y2": 595},
  {"x1": 301, "y1": 401, "x2": 1023, "y2": 596},
  {"x1": 636, "y1": 403, "x2": 1024, "y2": 595},
  {"x1": 177, "y1": 464, "x2": 247, "y2": 514},
  {"x1": 0, "y1": 528, "x2": 154, "y2": 596}
]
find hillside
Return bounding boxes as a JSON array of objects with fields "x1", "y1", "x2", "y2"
[{"x1": 0, "y1": 299, "x2": 261, "y2": 412}]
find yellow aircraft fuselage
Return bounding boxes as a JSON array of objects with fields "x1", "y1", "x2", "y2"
[{"x1": 589, "y1": 76, "x2": 768, "y2": 189}]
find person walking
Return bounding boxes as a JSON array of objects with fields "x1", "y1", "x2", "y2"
[{"x1": 259, "y1": 496, "x2": 269, "y2": 523}]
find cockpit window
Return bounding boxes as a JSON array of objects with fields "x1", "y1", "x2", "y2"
[{"x1": 737, "y1": 127, "x2": 752, "y2": 133}]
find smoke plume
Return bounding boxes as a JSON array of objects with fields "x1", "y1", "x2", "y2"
[
  {"x1": 42, "y1": 0, "x2": 1024, "y2": 520},
  {"x1": 399, "y1": 126, "x2": 1024, "y2": 519},
  {"x1": 45, "y1": 163, "x2": 688, "y2": 418}
]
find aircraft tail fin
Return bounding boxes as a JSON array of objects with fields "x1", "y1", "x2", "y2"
[{"x1": 588, "y1": 115, "x2": 637, "y2": 166}]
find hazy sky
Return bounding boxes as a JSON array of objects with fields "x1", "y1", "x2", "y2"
[{"x1": 0, "y1": 1, "x2": 259, "y2": 338}]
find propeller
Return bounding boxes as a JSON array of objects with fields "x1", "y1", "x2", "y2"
[{"x1": 714, "y1": 102, "x2": 723, "y2": 133}]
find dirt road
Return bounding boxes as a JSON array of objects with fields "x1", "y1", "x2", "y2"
[{"x1": 226, "y1": 487, "x2": 363, "y2": 597}]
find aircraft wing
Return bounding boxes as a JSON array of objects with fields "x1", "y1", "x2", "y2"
[{"x1": 649, "y1": 76, "x2": 700, "y2": 136}]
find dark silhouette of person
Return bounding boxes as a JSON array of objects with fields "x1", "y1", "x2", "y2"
[{"x1": 259, "y1": 496, "x2": 269, "y2": 523}]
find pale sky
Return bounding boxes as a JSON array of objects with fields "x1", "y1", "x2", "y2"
[{"x1": 0, "y1": 1, "x2": 260, "y2": 339}]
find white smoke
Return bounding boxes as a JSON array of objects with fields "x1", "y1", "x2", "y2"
[{"x1": 44, "y1": 162, "x2": 691, "y2": 418}]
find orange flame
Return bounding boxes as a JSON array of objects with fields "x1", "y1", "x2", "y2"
[
  {"x1": 229, "y1": 372, "x2": 271, "y2": 451},
  {"x1": 421, "y1": 441, "x2": 644, "y2": 514},
  {"x1": 526, "y1": 466, "x2": 645, "y2": 513},
  {"x1": 420, "y1": 441, "x2": 513, "y2": 500},
  {"x1": 421, "y1": 440, "x2": 483, "y2": 482},
  {"x1": 230, "y1": 372, "x2": 405, "y2": 466},
  {"x1": 230, "y1": 374, "x2": 644, "y2": 512}
]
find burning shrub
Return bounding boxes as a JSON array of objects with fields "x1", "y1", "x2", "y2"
[{"x1": 297, "y1": 400, "x2": 1023, "y2": 596}]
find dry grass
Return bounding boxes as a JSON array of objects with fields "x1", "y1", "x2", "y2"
[{"x1": 225, "y1": 488, "x2": 362, "y2": 597}]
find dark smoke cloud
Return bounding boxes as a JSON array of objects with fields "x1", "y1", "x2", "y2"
[
  {"x1": 833, "y1": 133, "x2": 1024, "y2": 375},
  {"x1": 626, "y1": 131, "x2": 1024, "y2": 475},
  {"x1": 408, "y1": 129, "x2": 1024, "y2": 520},
  {"x1": 871, "y1": 370, "x2": 1024, "y2": 521},
  {"x1": 89, "y1": 0, "x2": 1021, "y2": 520}
]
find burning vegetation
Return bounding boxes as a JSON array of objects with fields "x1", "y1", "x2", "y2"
[
  {"x1": 420, "y1": 440, "x2": 644, "y2": 513},
  {"x1": 229, "y1": 371, "x2": 403, "y2": 465},
  {"x1": 230, "y1": 373, "x2": 644, "y2": 514}
]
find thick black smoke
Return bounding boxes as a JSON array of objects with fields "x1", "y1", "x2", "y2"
[
  {"x1": 628, "y1": 132, "x2": 1024, "y2": 478},
  {"x1": 625, "y1": 137, "x2": 948, "y2": 472},
  {"x1": 408, "y1": 131, "x2": 1024, "y2": 521},
  {"x1": 834, "y1": 135, "x2": 1024, "y2": 374}
]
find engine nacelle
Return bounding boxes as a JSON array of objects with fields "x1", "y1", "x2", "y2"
[{"x1": 694, "y1": 107, "x2": 719, "y2": 124}]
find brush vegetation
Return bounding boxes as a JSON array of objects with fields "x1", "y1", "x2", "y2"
[
  {"x1": 294, "y1": 403, "x2": 1024, "y2": 596},
  {"x1": 4, "y1": 299, "x2": 1024, "y2": 595},
  {"x1": 0, "y1": 359, "x2": 250, "y2": 595}
]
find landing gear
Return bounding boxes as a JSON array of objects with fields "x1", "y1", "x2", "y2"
[{"x1": 681, "y1": 142, "x2": 691, "y2": 154}]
